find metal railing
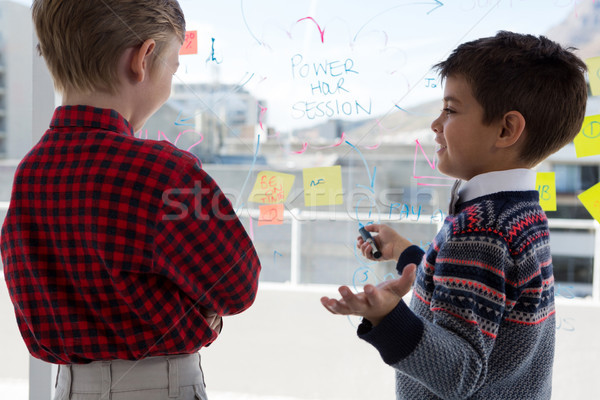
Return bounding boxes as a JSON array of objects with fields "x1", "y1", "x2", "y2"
[
  {"x1": 241, "y1": 207, "x2": 600, "y2": 303},
  {"x1": 2, "y1": 201, "x2": 598, "y2": 299},
  {"x1": 0, "y1": 203, "x2": 598, "y2": 400}
]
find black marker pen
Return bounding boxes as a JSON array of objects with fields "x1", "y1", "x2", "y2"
[{"x1": 359, "y1": 226, "x2": 382, "y2": 259}]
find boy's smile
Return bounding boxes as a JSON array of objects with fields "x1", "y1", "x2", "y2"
[{"x1": 431, "y1": 74, "x2": 505, "y2": 181}]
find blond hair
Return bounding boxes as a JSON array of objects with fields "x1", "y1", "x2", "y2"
[{"x1": 32, "y1": 0, "x2": 185, "y2": 94}]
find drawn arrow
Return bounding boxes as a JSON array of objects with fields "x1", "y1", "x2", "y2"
[
  {"x1": 238, "y1": 72, "x2": 255, "y2": 89},
  {"x1": 274, "y1": 250, "x2": 283, "y2": 264},
  {"x1": 296, "y1": 17, "x2": 325, "y2": 43},
  {"x1": 427, "y1": 0, "x2": 444, "y2": 14},
  {"x1": 394, "y1": 104, "x2": 437, "y2": 117},
  {"x1": 174, "y1": 110, "x2": 195, "y2": 127},
  {"x1": 258, "y1": 105, "x2": 267, "y2": 131},
  {"x1": 240, "y1": 0, "x2": 264, "y2": 46},
  {"x1": 235, "y1": 134, "x2": 261, "y2": 210},
  {"x1": 346, "y1": 140, "x2": 376, "y2": 190}
]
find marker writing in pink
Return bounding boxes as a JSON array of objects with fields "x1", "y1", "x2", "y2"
[{"x1": 296, "y1": 17, "x2": 325, "y2": 43}]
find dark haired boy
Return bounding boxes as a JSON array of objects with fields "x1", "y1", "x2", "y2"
[
  {"x1": 1, "y1": 1, "x2": 261, "y2": 399},
  {"x1": 322, "y1": 31, "x2": 587, "y2": 399}
]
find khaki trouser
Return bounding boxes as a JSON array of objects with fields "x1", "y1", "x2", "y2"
[{"x1": 54, "y1": 353, "x2": 208, "y2": 400}]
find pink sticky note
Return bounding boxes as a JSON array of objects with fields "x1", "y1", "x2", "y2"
[
  {"x1": 258, "y1": 204, "x2": 284, "y2": 226},
  {"x1": 180, "y1": 31, "x2": 198, "y2": 55}
]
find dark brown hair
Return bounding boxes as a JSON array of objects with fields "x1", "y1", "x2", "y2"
[
  {"x1": 434, "y1": 31, "x2": 588, "y2": 166},
  {"x1": 32, "y1": 0, "x2": 186, "y2": 94}
]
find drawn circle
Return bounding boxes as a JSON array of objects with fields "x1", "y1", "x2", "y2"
[
  {"x1": 582, "y1": 121, "x2": 600, "y2": 139},
  {"x1": 352, "y1": 266, "x2": 377, "y2": 292},
  {"x1": 354, "y1": 192, "x2": 381, "y2": 226},
  {"x1": 382, "y1": 272, "x2": 396, "y2": 282},
  {"x1": 346, "y1": 315, "x2": 363, "y2": 329},
  {"x1": 359, "y1": 270, "x2": 369, "y2": 282}
]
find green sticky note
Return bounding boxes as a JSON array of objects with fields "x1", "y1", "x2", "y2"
[
  {"x1": 302, "y1": 166, "x2": 344, "y2": 206},
  {"x1": 536, "y1": 172, "x2": 556, "y2": 212},
  {"x1": 578, "y1": 182, "x2": 600, "y2": 224},
  {"x1": 574, "y1": 115, "x2": 600, "y2": 158}
]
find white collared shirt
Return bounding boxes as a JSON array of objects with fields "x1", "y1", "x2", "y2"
[{"x1": 458, "y1": 168, "x2": 537, "y2": 203}]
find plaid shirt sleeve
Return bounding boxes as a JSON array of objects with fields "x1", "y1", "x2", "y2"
[
  {"x1": 0, "y1": 106, "x2": 261, "y2": 363},
  {"x1": 155, "y1": 160, "x2": 261, "y2": 317}
]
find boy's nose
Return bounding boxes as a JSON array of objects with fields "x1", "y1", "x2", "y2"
[{"x1": 431, "y1": 115, "x2": 442, "y2": 133}]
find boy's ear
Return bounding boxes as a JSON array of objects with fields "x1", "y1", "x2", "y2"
[
  {"x1": 496, "y1": 110, "x2": 526, "y2": 148},
  {"x1": 130, "y1": 39, "x2": 157, "y2": 83}
]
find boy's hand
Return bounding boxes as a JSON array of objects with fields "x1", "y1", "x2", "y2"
[
  {"x1": 200, "y1": 308, "x2": 223, "y2": 334},
  {"x1": 320, "y1": 264, "x2": 417, "y2": 326},
  {"x1": 357, "y1": 224, "x2": 413, "y2": 261}
]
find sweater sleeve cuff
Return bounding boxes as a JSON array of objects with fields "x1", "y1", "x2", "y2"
[
  {"x1": 397, "y1": 245, "x2": 425, "y2": 274},
  {"x1": 357, "y1": 300, "x2": 424, "y2": 365}
]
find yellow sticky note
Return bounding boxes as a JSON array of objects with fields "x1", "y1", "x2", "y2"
[
  {"x1": 574, "y1": 115, "x2": 600, "y2": 158},
  {"x1": 586, "y1": 57, "x2": 600, "y2": 97},
  {"x1": 248, "y1": 171, "x2": 295, "y2": 204},
  {"x1": 258, "y1": 204, "x2": 284, "y2": 226},
  {"x1": 302, "y1": 166, "x2": 344, "y2": 206},
  {"x1": 578, "y1": 182, "x2": 600, "y2": 224},
  {"x1": 536, "y1": 172, "x2": 556, "y2": 211}
]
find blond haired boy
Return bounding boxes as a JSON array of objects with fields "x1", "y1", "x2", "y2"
[
  {"x1": 1, "y1": 1, "x2": 261, "y2": 399},
  {"x1": 322, "y1": 31, "x2": 587, "y2": 399}
]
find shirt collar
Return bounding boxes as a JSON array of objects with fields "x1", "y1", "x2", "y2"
[
  {"x1": 458, "y1": 168, "x2": 537, "y2": 203},
  {"x1": 50, "y1": 105, "x2": 134, "y2": 137}
]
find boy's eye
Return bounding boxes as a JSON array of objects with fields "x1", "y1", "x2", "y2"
[{"x1": 442, "y1": 108, "x2": 454, "y2": 115}]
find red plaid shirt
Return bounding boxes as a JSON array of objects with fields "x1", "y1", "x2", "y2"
[{"x1": 1, "y1": 105, "x2": 261, "y2": 364}]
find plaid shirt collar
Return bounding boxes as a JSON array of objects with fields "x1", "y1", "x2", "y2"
[{"x1": 50, "y1": 105, "x2": 134, "y2": 137}]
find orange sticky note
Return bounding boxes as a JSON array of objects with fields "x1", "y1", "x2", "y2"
[
  {"x1": 574, "y1": 115, "x2": 600, "y2": 158},
  {"x1": 180, "y1": 30, "x2": 198, "y2": 55},
  {"x1": 258, "y1": 204, "x2": 284, "y2": 226},
  {"x1": 586, "y1": 57, "x2": 600, "y2": 97},
  {"x1": 536, "y1": 172, "x2": 556, "y2": 211},
  {"x1": 578, "y1": 182, "x2": 600, "y2": 224}
]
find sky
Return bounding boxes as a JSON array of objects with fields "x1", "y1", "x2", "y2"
[
  {"x1": 174, "y1": 0, "x2": 578, "y2": 131},
  {"x1": 14, "y1": 0, "x2": 579, "y2": 132}
]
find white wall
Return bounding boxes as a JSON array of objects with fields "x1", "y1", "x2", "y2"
[
  {"x1": 201, "y1": 284, "x2": 600, "y2": 400},
  {"x1": 2, "y1": 279, "x2": 599, "y2": 399},
  {"x1": 202, "y1": 283, "x2": 395, "y2": 400}
]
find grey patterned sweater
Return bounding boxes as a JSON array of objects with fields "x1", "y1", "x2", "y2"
[{"x1": 358, "y1": 191, "x2": 555, "y2": 400}]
